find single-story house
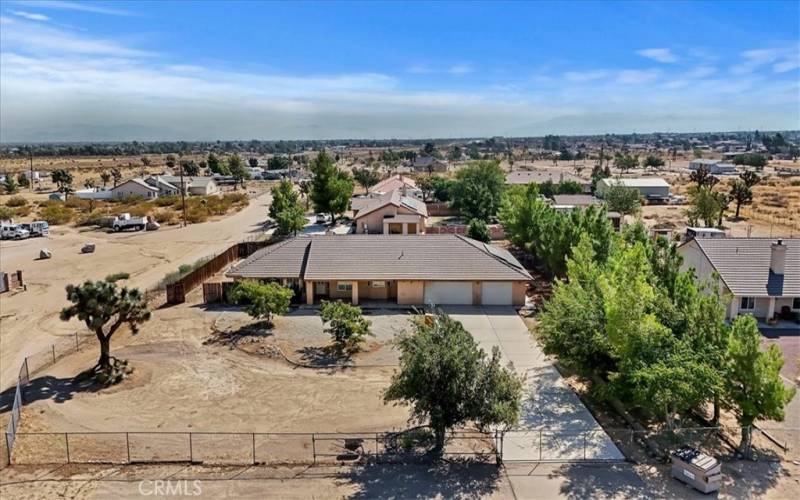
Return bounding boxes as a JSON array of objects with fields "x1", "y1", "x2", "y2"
[
  {"x1": 157, "y1": 175, "x2": 219, "y2": 196},
  {"x1": 688, "y1": 159, "x2": 719, "y2": 171},
  {"x1": 226, "y1": 234, "x2": 532, "y2": 306},
  {"x1": 595, "y1": 177, "x2": 670, "y2": 202},
  {"x1": 145, "y1": 176, "x2": 180, "y2": 196},
  {"x1": 550, "y1": 194, "x2": 621, "y2": 231},
  {"x1": 75, "y1": 187, "x2": 113, "y2": 200},
  {"x1": 505, "y1": 170, "x2": 591, "y2": 193},
  {"x1": 353, "y1": 190, "x2": 428, "y2": 235},
  {"x1": 678, "y1": 237, "x2": 799, "y2": 322},
  {"x1": 410, "y1": 156, "x2": 448, "y2": 173},
  {"x1": 111, "y1": 178, "x2": 160, "y2": 199}
]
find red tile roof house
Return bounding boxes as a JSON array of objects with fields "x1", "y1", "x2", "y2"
[
  {"x1": 351, "y1": 190, "x2": 428, "y2": 235},
  {"x1": 226, "y1": 235, "x2": 532, "y2": 306},
  {"x1": 369, "y1": 174, "x2": 417, "y2": 195}
]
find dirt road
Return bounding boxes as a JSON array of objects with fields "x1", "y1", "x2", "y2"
[{"x1": 0, "y1": 191, "x2": 272, "y2": 388}]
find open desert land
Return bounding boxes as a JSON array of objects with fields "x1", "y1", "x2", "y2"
[{"x1": 0, "y1": 189, "x2": 273, "y2": 390}]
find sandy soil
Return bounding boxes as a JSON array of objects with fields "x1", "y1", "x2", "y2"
[{"x1": 0, "y1": 190, "x2": 273, "y2": 389}]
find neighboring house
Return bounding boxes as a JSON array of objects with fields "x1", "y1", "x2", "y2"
[
  {"x1": 550, "y1": 194, "x2": 621, "y2": 231},
  {"x1": 75, "y1": 188, "x2": 113, "y2": 200},
  {"x1": 227, "y1": 234, "x2": 532, "y2": 306},
  {"x1": 353, "y1": 190, "x2": 428, "y2": 235},
  {"x1": 111, "y1": 178, "x2": 160, "y2": 199},
  {"x1": 410, "y1": 156, "x2": 448, "y2": 173},
  {"x1": 595, "y1": 177, "x2": 670, "y2": 202},
  {"x1": 678, "y1": 237, "x2": 800, "y2": 322},
  {"x1": 156, "y1": 175, "x2": 219, "y2": 196},
  {"x1": 688, "y1": 159, "x2": 719, "y2": 171},
  {"x1": 505, "y1": 170, "x2": 591, "y2": 193},
  {"x1": 370, "y1": 174, "x2": 418, "y2": 195},
  {"x1": 145, "y1": 176, "x2": 180, "y2": 196},
  {"x1": 688, "y1": 159, "x2": 738, "y2": 175}
]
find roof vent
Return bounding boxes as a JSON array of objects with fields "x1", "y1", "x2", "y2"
[{"x1": 770, "y1": 239, "x2": 786, "y2": 275}]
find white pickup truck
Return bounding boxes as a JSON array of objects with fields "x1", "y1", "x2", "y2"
[
  {"x1": 112, "y1": 213, "x2": 149, "y2": 232},
  {"x1": 1, "y1": 224, "x2": 31, "y2": 240}
]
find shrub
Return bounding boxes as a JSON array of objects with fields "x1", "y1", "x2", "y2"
[
  {"x1": 0, "y1": 206, "x2": 13, "y2": 220},
  {"x1": 319, "y1": 300, "x2": 373, "y2": 351},
  {"x1": 105, "y1": 272, "x2": 130, "y2": 282},
  {"x1": 153, "y1": 209, "x2": 177, "y2": 224},
  {"x1": 154, "y1": 195, "x2": 180, "y2": 207},
  {"x1": 228, "y1": 280, "x2": 293, "y2": 326},
  {"x1": 65, "y1": 197, "x2": 89, "y2": 210},
  {"x1": 185, "y1": 207, "x2": 208, "y2": 223},
  {"x1": 40, "y1": 204, "x2": 74, "y2": 225},
  {"x1": 5, "y1": 196, "x2": 28, "y2": 207},
  {"x1": 467, "y1": 218, "x2": 491, "y2": 243},
  {"x1": 13, "y1": 205, "x2": 31, "y2": 218},
  {"x1": 77, "y1": 210, "x2": 108, "y2": 226}
]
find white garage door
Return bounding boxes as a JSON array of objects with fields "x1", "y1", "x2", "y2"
[
  {"x1": 481, "y1": 282, "x2": 513, "y2": 305},
  {"x1": 424, "y1": 281, "x2": 473, "y2": 305}
]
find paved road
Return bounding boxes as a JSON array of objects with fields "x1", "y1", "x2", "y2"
[
  {"x1": 0, "y1": 190, "x2": 272, "y2": 388},
  {"x1": 444, "y1": 306, "x2": 625, "y2": 462}
]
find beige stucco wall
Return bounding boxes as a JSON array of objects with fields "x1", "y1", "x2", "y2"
[
  {"x1": 398, "y1": 280, "x2": 424, "y2": 305},
  {"x1": 357, "y1": 280, "x2": 396, "y2": 300},
  {"x1": 355, "y1": 205, "x2": 424, "y2": 234},
  {"x1": 512, "y1": 281, "x2": 528, "y2": 306}
]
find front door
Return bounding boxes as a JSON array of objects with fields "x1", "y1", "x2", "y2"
[{"x1": 314, "y1": 281, "x2": 328, "y2": 296}]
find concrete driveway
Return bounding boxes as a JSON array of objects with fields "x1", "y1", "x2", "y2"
[{"x1": 444, "y1": 306, "x2": 624, "y2": 462}]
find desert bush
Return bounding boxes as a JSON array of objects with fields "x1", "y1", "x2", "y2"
[
  {"x1": 153, "y1": 209, "x2": 177, "y2": 224},
  {"x1": 105, "y1": 272, "x2": 130, "y2": 282},
  {"x1": 158, "y1": 256, "x2": 213, "y2": 288},
  {"x1": 5, "y1": 196, "x2": 28, "y2": 207},
  {"x1": 154, "y1": 195, "x2": 180, "y2": 207},
  {"x1": 0, "y1": 206, "x2": 13, "y2": 220},
  {"x1": 77, "y1": 210, "x2": 108, "y2": 226},
  {"x1": 65, "y1": 196, "x2": 90, "y2": 210},
  {"x1": 185, "y1": 206, "x2": 208, "y2": 223},
  {"x1": 13, "y1": 205, "x2": 32, "y2": 217},
  {"x1": 40, "y1": 203, "x2": 75, "y2": 225}
]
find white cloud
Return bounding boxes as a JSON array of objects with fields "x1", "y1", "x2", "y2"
[
  {"x1": 637, "y1": 48, "x2": 678, "y2": 63},
  {"x1": 731, "y1": 48, "x2": 782, "y2": 75},
  {"x1": 685, "y1": 66, "x2": 717, "y2": 79},
  {"x1": 616, "y1": 69, "x2": 661, "y2": 85},
  {"x1": 448, "y1": 64, "x2": 473, "y2": 75},
  {"x1": 564, "y1": 70, "x2": 609, "y2": 82},
  {"x1": 11, "y1": 10, "x2": 50, "y2": 21},
  {"x1": 11, "y1": 0, "x2": 133, "y2": 16},
  {"x1": 407, "y1": 64, "x2": 431, "y2": 74}
]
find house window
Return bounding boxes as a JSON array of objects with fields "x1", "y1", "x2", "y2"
[
  {"x1": 371, "y1": 281, "x2": 386, "y2": 288},
  {"x1": 740, "y1": 297, "x2": 755, "y2": 310},
  {"x1": 337, "y1": 282, "x2": 353, "y2": 292},
  {"x1": 793, "y1": 297, "x2": 800, "y2": 310}
]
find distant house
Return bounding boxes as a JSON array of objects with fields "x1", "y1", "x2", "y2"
[
  {"x1": 145, "y1": 176, "x2": 180, "y2": 196},
  {"x1": 678, "y1": 238, "x2": 799, "y2": 323},
  {"x1": 410, "y1": 156, "x2": 448, "y2": 173},
  {"x1": 111, "y1": 178, "x2": 160, "y2": 199},
  {"x1": 155, "y1": 175, "x2": 219, "y2": 196},
  {"x1": 688, "y1": 159, "x2": 737, "y2": 175},
  {"x1": 226, "y1": 234, "x2": 532, "y2": 306},
  {"x1": 505, "y1": 170, "x2": 591, "y2": 193},
  {"x1": 688, "y1": 159, "x2": 719, "y2": 171},
  {"x1": 353, "y1": 190, "x2": 428, "y2": 235},
  {"x1": 550, "y1": 194, "x2": 621, "y2": 231},
  {"x1": 595, "y1": 177, "x2": 670, "y2": 203}
]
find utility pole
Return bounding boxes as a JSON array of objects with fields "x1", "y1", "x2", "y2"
[
  {"x1": 179, "y1": 160, "x2": 187, "y2": 227},
  {"x1": 29, "y1": 148, "x2": 34, "y2": 192}
]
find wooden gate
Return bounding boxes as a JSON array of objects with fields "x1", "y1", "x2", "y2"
[{"x1": 166, "y1": 283, "x2": 185, "y2": 304}]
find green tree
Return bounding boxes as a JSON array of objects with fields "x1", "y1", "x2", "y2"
[
  {"x1": 52, "y1": 168, "x2": 74, "y2": 194},
  {"x1": 248, "y1": 157, "x2": 259, "y2": 169},
  {"x1": 207, "y1": 153, "x2": 222, "y2": 174},
  {"x1": 732, "y1": 153, "x2": 767, "y2": 169},
  {"x1": 141, "y1": 156, "x2": 151, "y2": 167},
  {"x1": 603, "y1": 184, "x2": 641, "y2": 216},
  {"x1": 729, "y1": 179, "x2": 753, "y2": 219},
  {"x1": 689, "y1": 165, "x2": 719, "y2": 189},
  {"x1": 642, "y1": 155, "x2": 665, "y2": 170},
  {"x1": 417, "y1": 175, "x2": 435, "y2": 202},
  {"x1": 110, "y1": 167, "x2": 122, "y2": 187},
  {"x1": 165, "y1": 154, "x2": 176, "y2": 169},
  {"x1": 467, "y1": 218, "x2": 491, "y2": 242},
  {"x1": 2, "y1": 175, "x2": 19, "y2": 194},
  {"x1": 614, "y1": 153, "x2": 638, "y2": 173},
  {"x1": 725, "y1": 315, "x2": 795, "y2": 456},
  {"x1": 16, "y1": 173, "x2": 30, "y2": 189},
  {"x1": 228, "y1": 154, "x2": 249, "y2": 188},
  {"x1": 100, "y1": 171, "x2": 111, "y2": 188},
  {"x1": 385, "y1": 311, "x2": 522, "y2": 451},
  {"x1": 319, "y1": 300, "x2": 372, "y2": 351},
  {"x1": 352, "y1": 168, "x2": 383, "y2": 193},
  {"x1": 181, "y1": 160, "x2": 200, "y2": 176},
  {"x1": 269, "y1": 179, "x2": 306, "y2": 235},
  {"x1": 228, "y1": 281, "x2": 293, "y2": 327},
  {"x1": 267, "y1": 156, "x2": 292, "y2": 170},
  {"x1": 60, "y1": 280, "x2": 151, "y2": 378},
  {"x1": 309, "y1": 151, "x2": 354, "y2": 223},
  {"x1": 739, "y1": 170, "x2": 761, "y2": 189},
  {"x1": 686, "y1": 186, "x2": 724, "y2": 227},
  {"x1": 451, "y1": 160, "x2": 505, "y2": 221}
]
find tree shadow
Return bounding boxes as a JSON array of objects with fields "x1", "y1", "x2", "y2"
[
  {"x1": 295, "y1": 344, "x2": 354, "y2": 367},
  {"x1": 0, "y1": 373, "x2": 106, "y2": 411},
  {"x1": 204, "y1": 320, "x2": 274, "y2": 349},
  {"x1": 342, "y1": 460, "x2": 506, "y2": 499}
]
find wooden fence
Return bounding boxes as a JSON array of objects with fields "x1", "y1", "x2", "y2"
[
  {"x1": 426, "y1": 225, "x2": 506, "y2": 240},
  {"x1": 165, "y1": 240, "x2": 274, "y2": 305},
  {"x1": 425, "y1": 202, "x2": 458, "y2": 216},
  {"x1": 0, "y1": 270, "x2": 23, "y2": 294}
]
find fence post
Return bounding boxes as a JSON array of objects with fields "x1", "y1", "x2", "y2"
[
  {"x1": 252, "y1": 434, "x2": 256, "y2": 465},
  {"x1": 24, "y1": 357, "x2": 30, "y2": 384},
  {"x1": 375, "y1": 433, "x2": 379, "y2": 457},
  {"x1": 189, "y1": 433, "x2": 193, "y2": 463},
  {"x1": 126, "y1": 432, "x2": 131, "y2": 464},
  {"x1": 75, "y1": 332, "x2": 79, "y2": 352},
  {"x1": 5, "y1": 432, "x2": 11, "y2": 464},
  {"x1": 65, "y1": 433, "x2": 70, "y2": 463},
  {"x1": 312, "y1": 434, "x2": 316, "y2": 465},
  {"x1": 539, "y1": 430, "x2": 543, "y2": 461},
  {"x1": 52, "y1": 345, "x2": 56, "y2": 364}
]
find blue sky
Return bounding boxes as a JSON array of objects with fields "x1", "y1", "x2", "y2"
[{"x1": 1, "y1": 0, "x2": 798, "y2": 141}]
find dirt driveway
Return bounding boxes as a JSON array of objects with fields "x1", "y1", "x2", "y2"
[{"x1": 0, "y1": 190, "x2": 272, "y2": 389}]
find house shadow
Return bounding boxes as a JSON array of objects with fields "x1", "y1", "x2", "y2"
[
  {"x1": 0, "y1": 373, "x2": 105, "y2": 411},
  {"x1": 342, "y1": 460, "x2": 505, "y2": 499}
]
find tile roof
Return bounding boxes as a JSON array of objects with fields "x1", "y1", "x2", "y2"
[
  {"x1": 228, "y1": 235, "x2": 532, "y2": 282},
  {"x1": 552, "y1": 194, "x2": 601, "y2": 206},
  {"x1": 370, "y1": 175, "x2": 417, "y2": 193},
  {"x1": 227, "y1": 237, "x2": 311, "y2": 279},
  {"x1": 599, "y1": 177, "x2": 670, "y2": 188},
  {"x1": 686, "y1": 238, "x2": 799, "y2": 296},
  {"x1": 354, "y1": 190, "x2": 428, "y2": 219},
  {"x1": 505, "y1": 170, "x2": 589, "y2": 185},
  {"x1": 114, "y1": 178, "x2": 159, "y2": 191}
]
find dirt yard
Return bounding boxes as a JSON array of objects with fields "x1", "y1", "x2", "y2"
[{"x1": 0, "y1": 190, "x2": 273, "y2": 389}]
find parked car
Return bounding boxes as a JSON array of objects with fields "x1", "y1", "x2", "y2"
[
  {"x1": 315, "y1": 213, "x2": 331, "y2": 224},
  {"x1": 19, "y1": 221, "x2": 49, "y2": 237},
  {"x1": 1, "y1": 224, "x2": 30, "y2": 240},
  {"x1": 112, "y1": 213, "x2": 149, "y2": 232}
]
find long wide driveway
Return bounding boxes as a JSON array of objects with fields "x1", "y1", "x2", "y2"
[{"x1": 444, "y1": 306, "x2": 624, "y2": 462}]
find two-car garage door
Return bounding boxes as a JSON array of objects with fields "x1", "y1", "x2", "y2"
[
  {"x1": 424, "y1": 281, "x2": 472, "y2": 305},
  {"x1": 423, "y1": 281, "x2": 513, "y2": 305}
]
